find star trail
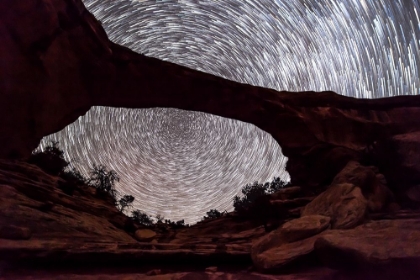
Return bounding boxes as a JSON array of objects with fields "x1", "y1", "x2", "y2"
[{"x1": 39, "y1": 0, "x2": 420, "y2": 223}]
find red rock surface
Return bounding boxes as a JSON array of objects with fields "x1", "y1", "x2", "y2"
[{"x1": 1, "y1": 160, "x2": 420, "y2": 279}]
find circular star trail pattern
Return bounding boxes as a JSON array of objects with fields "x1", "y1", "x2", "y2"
[
  {"x1": 40, "y1": 0, "x2": 420, "y2": 223},
  {"x1": 40, "y1": 108, "x2": 289, "y2": 224},
  {"x1": 84, "y1": 0, "x2": 420, "y2": 97}
]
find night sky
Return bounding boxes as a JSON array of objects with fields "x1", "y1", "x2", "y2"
[{"x1": 38, "y1": 0, "x2": 420, "y2": 223}]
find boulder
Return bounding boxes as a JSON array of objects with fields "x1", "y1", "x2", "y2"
[
  {"x1": 314, "y1": 219, "x2": 420, "y2": 271},
  {"x1": 252, "y1": 215, "x2": 330, "y2": 256},
  {"x1": 301, "y1": 183, "x2": 367, "y2": 229},
  {"x1": 252, "y1": 235, "x2": 321, "y2": 271},
  {"x1": 251, "y1": 215, "x2": 330, "y2": 271},
  {"x1": 280, "y1": 215, "x2": 331, "y2": 243},
  {"x1": 331, "y1": 161, "x2": 377, "y2": 191},
  {"x1": 135, "y1": 229, "x2": 157, "y2": 242},
  {"x1": 331, "y1": 161, "x2": 395, "y2": 212}
]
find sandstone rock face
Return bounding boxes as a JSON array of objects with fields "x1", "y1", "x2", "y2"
[
  {"x1": 2, "y1": 0, "x2": 420, "y2": 193},
  {"x1": 314, "y1": 219, "x2": 420, "y2": 270},
  {"x1": 302, "y1": 184, "x2": 367, "y2": 229},
  {"x1": 280, "y1": 215, "x2": 331, "y2": 243},
  {"x1": 331, "y1": 161, "x2": 395, "y2": 212},
  {"x1": 252, "y1": 215, "x2": 330, "y2": 255},
  {"x1": 2, "y1": 159, "x2": 420, "y2": 279},
  {"x1": 0, "y1": 160, "x2": 251, "y2": 266},
  {"x1": 135, "y1": 229, "x2": 157, "y2": 242},
  {"x1": 252, "y1": 235, "x2": 320, "y2": 272},
  {"x1": 331, "y1": 161, "x2": 377, "y2": 191},
  {"x1": 0, "y1": 160, "x2": 137, "y2": 248},
  {"x1": 251, "y1": 215, "x2": 330, "y2": 271}
]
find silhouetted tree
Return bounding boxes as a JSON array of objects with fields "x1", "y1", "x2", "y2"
[
  {"x1": 233, "y1": 181, "x2": 267, "y2": 214},
  {"x1": 155, "y1": 214, "x2": 164, "y2": 224},
  {"x1": 233, "y1": 178, "x2": 289, "y2": 232},
  {"x1": 29, "y1": 141, "x2": 69, "y2": 175},
  {"x1": 203, "y1": 209, "x2": 222, "y2": 220},
  {"x1": 118, "y1": 194, "x2": 135, "y2": 213},
  {"x1": 131, "y1": 209, "x2": 153, "y2": 226},
  {"x1": 163, "y1": 218, "x2": 189, "y2": 228},
  {"x1": 268, "y1": 177, "x2": 288, "y2": 193},
  {"x1": 88, "y1": 164, "x2": 119, "y2": 199}
]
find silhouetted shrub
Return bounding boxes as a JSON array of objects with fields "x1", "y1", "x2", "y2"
[
  {"x1": 233, "y1": 181, "x2": 267, "y2": 214},
  {"x1": 118, "y1": 194, "x2": 135, "y2": 213},
  {"x1": 88, "y1": 164, "x2": 119, "y2": 199},
  {"x1": 233, "y1": 177, "x2": 289, "y2": 231},
  {"x1": 233, "y1": 177, "x2": 289, "y2": 214},
  {"x1": 163, "y1": 219, "x2": 189, "y2": 228},
  {"x1": 155, "y1": 214, "x2": 164, "y2": 224},
  {"x1": 175, "y1": 219, "x2": 186, "y2": 228},
  {"x1": 268, "y1": 177, "x2": 288, "y2": 193},
  {"x1": 131, "y1": 209, "x2": 153, "y2": 226},
  {"x1": 202, "y1": 209, "x2": 225, "y2": 220},
  {"x1": 29, "y1": 141, "x2": 69, "y2": 175}
]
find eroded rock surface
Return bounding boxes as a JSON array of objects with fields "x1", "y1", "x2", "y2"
[
  {"x1": 331, "y1": 161, "x2": 395, "y2": 212},
  {"x1": 251, "y1": 215, "x2": 330, "y2": 271},
  {"x1": 301, "y1": 183, "x2": 367, "y2": 229},
  {"x1": 314, "y1": 219, "x2": 420, "y2": 270},
  {"x1": 0, "y1": 160, "x2": 251, "y2": 267},
  {"x1": 135, "y1": 229, "x2": 157, "y2": 242},
  {"x1": 1, "y1": 160, "x2": 420, "y2": 279}
]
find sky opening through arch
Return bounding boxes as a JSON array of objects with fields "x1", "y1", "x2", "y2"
[{"x1": 39, "y1": 0, "x2": 420, "y2": 223}]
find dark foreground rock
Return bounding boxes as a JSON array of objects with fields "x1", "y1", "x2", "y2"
[
  {"x1": 251, "y1": 215, "x2": 331, "y2": 271},
  {"x1": 1, "y1": 160, "x2": 420, "y2": 279},
  {"x1": 315, "y1": 218, "x2": 420, "y2": 269}
]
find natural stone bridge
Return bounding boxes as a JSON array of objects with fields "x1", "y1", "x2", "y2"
[{"x1": 1, "y1": 0, "x2": 420, "y2": 191}]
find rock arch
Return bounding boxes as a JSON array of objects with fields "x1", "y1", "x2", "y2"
[{"x1": 1, "y1": 0, "x2": 420, "y2": 188}]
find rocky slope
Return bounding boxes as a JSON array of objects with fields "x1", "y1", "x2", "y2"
[{"x1": 1, "y1": 159, "x2": 420, "y2": 279}]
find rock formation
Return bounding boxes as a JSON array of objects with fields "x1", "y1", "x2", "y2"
[
  {"x1": 1, "y1": 0, "x2": 420, "y2": 278},
  {"x1": 1, "y1": 0, "x2": 420, "y2": 196},
  {"x1": 2, "y1": 159, "x2": 420, "y2": 279}
]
